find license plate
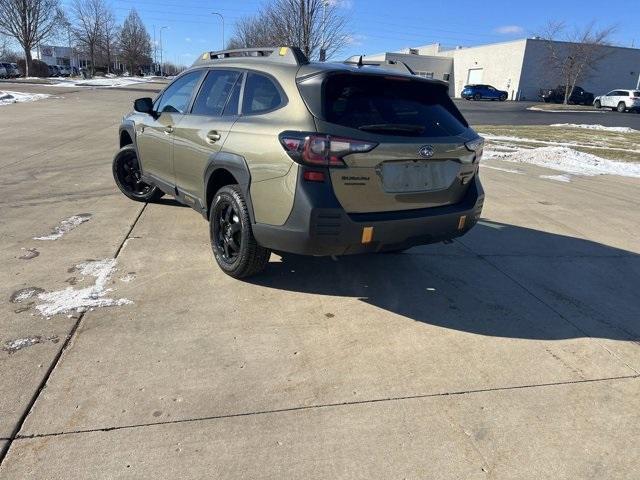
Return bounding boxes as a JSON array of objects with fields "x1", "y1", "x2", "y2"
[{"x1": 379, "y1": 160, "x2": 459, "y2": 193}]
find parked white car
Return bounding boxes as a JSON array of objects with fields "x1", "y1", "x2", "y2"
[{"x1": 594, "y1": 89, "x2": 640, "y2": 113}]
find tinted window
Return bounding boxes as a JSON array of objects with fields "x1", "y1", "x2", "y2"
[
  {"x1": 223, "y1": 77, "x2": 242, "y2": 116},
  {"x1": 157, "y1": 70, "x2": 203, "y2": 114},
  {"x1": 192, "y1": 69, "x2": 241, "y2": 116},
  {"x1": 242, "y1": 73, "x2": 284, "y2": 114},
  {"x1": 632, "y1": 91, "x2": 640, "y2": 97},
  {"x1": 322, "y1": 74, "x2": 468, "y2": 137}
]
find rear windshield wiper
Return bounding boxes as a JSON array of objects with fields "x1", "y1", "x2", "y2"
[{"x1": 357, "y1": 124, "x2": 425, "y2": 134}]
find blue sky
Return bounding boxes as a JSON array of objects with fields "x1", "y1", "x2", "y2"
[{"x1": 60, "y1": 0, "x2": 640, "y2": 66}]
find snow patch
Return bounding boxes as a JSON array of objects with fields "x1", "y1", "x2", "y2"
[
  {"x1": 485, "y1": 146, "x2": 640, "y2": 178},
  {"x1": 35, "y1": 259, "x2": 132, "y2": 317},
  {"x1": 550, "y1": 124, "x2": 637, "y2": 134},
  {"x1": 50, "y1": 77, "x2": 154, "y2": 88},
  {"x1": 120, "y1": 273, "x2": 136, "y2": 283},
  {"x1": 541, "y1": 174, "x2": 572, "y2": 183},
  {"x1": 10, "y1": 287, "x2": 45, "y2": 303},
  {"x1": 0, "y1": 90, "x2": 51, "y2": 106},
  {"x1": 480, "y1": 133, "x2": 640, "y2": 154},
  {"x1": 528, "y1": 106, "x2": 603, "y2": 114},
  {"x1": 481, "y1": 164, "x2": 523, "y2": 174},
  {"x1": 3, "y1": 337, "x2": 42, "y2": 354},
  {"x1": 34, "y1": 213, "x2": 92, "y2": 240}
]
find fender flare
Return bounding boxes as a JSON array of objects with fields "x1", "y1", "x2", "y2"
[
  {"x1": 204, "y1": 152, "x2": 255, "y2": 223},
  {"x1": 119, "y1": 120, "x2": 137, "y2": 150}
]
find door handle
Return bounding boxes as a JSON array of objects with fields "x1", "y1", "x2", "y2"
[
  {"x1": 206, "y1": 131, "x2": 221, "y2": 143},
  {"x1": 164, "y1": 126, "x2": 174, "y2": 134}
]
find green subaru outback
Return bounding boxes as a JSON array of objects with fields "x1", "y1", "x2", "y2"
[{"x1": 113, "y1": 47, "x2": 484, "y2": 278}]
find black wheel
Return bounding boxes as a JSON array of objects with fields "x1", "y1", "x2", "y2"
[
  {"x1": 617, "y1": 102, "x2": 626, "y2": 113},
  {"x1": 594, "y1": 100, "x2": 601, "y2": 109},
  {"x1": 499, "y1": 94, "x2": 507, "y2": 101},
  {"x1": 113, "y1": 145, "x2": 164, "y2": 202},
  {"x1": 473, "y1": 93, "x2": 481, "y2": 101},
  {"x1": 209, "y1": 185, "x2": 270, "y2": 279}
]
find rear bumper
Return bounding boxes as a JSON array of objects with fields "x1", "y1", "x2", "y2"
[{"x1": 252, "y1": 170, "x2": 484, "y2": 256}]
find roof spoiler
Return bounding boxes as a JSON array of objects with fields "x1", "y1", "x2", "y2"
[
  {"x1": 343, "y1": 56, "x2": 416, "y2": 75},
  {"x1": 193, "y1": 46, "x2": 309, "y2": 67}
]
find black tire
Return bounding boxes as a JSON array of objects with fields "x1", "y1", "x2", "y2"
[
  {"x1": 113, "y1": 145, "x2": 164, "y2": 202},
  {"x1": 617, "y1": 102, "x2": 626, "y2": 113},
  {"x1": 499, "y1": 94, "x2": 507, "y2": 101},
  {"x1": 594, "y1": 100, "x2": 601, "y2": 109},
  {"x1": 473, "y1": 93, "x2": 481, "y2": 101},
  {"x1": 209, "y1": 185, "x2": 270, "y2": 279}
]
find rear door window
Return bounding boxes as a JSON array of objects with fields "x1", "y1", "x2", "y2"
[
  {"x1": 191, "y1": 69, "x2": 241, "y2": 116},
  {"x1": 157, "y1": 70, "x2": 204, "y2": 114},
  {"x1": 322, "y1": 74, "x2": 468, "y2": 137},
  {"x1": 242, "y1": 72, "x2": 285, "y2": 114}
]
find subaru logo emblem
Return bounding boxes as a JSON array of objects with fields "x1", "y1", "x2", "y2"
[{"x1": 418, "y1": 145, "x2": 434, "y2": 158}]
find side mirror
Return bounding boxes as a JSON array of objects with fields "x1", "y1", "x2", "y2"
[{"x1": 134, "y1": 97, "x2": 154, "y2": 115}]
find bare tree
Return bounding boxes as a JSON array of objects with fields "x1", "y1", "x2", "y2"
[
  {"x1": 71, "y1": 0, "x2": 109, "y2": 75},
  {"x1": 540, "y1": 21, "x2": 616, "y2": 104},
  {"x1": 100, "y1": 9, "x2": 119, "y2": 73},
  {"x1": 0, "y1": 0, "x2": 62, "y2": 76},
  {"x1": 119, "y1": 9, "x2": 151, "y2": 74},
  {"x1": 228, "y1": 0, "x2": 349, "y2": 61}
]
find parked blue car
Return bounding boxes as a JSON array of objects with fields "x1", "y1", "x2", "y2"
[{"x1": 462, "y1": 84, "x2": 508, "y2": 101}]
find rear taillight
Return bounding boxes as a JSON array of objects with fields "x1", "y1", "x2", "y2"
[
  {"x1": 465, "y1": 137, "x2": 484, "y2": 162},
  {"x1": 279, "y1": 132, "x2": 377, "y2": 167}
]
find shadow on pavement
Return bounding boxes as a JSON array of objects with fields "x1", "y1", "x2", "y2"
[{"x1": 248, "y1": 221, "x2": 639, "y2": 342}]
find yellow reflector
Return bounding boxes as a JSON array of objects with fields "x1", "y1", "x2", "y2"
[
  {"x1": 458, "y1": 216, "x2": 467, "y2": 230},
  {"x1": 361, "y1": 227, "x2": 374, "y2": 244},
  {"x1": 279, "y1": 47, "x2": 288, "y2": 56}
]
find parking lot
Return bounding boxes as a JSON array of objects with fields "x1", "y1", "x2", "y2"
[{"x1": 0, "y1": 82, "x2": 639, "y2": 479}]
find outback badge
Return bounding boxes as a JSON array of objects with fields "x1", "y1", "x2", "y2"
[{"x1": 418, "y1": 145, "x2": 434, "y2": 158}]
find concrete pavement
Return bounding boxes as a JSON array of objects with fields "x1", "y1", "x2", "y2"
[{"x1": 0, "y1": 82, "x2": 639, "y2": 479}]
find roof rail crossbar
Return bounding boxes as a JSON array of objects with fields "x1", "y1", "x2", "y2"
[
  {"x1": 193, "y1": 46, "x2": 309, "y2": 67},
  {"x1": 343, "y1": 57, "x2": 416, "y2": 75}
]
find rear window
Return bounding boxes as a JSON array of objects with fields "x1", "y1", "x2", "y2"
[
  {"x1": 242, "y1": 72, "x2": 284, "y2": 114},
  {"x1": 322, "y1": 74, "x2": 468, "y2": 137}
]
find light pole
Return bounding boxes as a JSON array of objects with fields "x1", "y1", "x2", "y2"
[
  {"x1": 159, "y1": 26, "x2": 168, "y2": 76},
  {"x1": 211, "y1": 12, "x2": 224, "y2": 50}
]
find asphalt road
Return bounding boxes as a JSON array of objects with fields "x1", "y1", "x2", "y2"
[
  {"x1": 455, "y1": 99, "x2": 640, "y2": 127},
  {"x1": 0, "y1": 82, "x2": 639, "y2": 479}
]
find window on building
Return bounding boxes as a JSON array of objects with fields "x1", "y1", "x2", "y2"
[
  {"x1": 443, "y1": 73, "x2": 451, "y2": 82},
  {"x1": 415, "y1": 71, "x2": 434, "y2": 79}
]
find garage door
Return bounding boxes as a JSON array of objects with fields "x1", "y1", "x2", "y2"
[{"x1": 467, "y1": 68, "x2": 483, "y2": 85}]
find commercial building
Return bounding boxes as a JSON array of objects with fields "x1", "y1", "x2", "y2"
[
  {"x1": 33, "y1": 45, "x2": 84, "y2": 69},
  {"x1": 366, "y1": 38, "x2": 640, "y2": 100}
]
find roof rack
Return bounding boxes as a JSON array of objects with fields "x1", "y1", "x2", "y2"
[
  {"x1": 343, "y1": 56, "x2": 415, "y2": 75},
  {"x1": 193, "y1": 46, "x2": 309, "y2": 67}
]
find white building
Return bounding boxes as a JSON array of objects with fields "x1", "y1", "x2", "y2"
[
  {"x1": 367, "y1": 38, "x2": 640, "y2": 100},
  {"x1": 33, "y1": 45, "x2": 85, "y2": 68}
]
